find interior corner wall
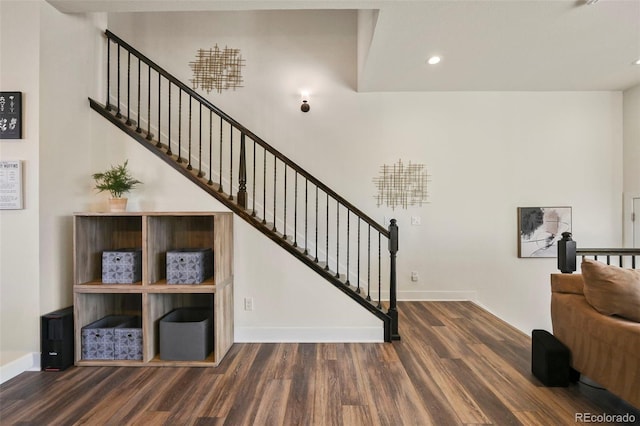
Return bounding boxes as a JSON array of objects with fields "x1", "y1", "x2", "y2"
[
  {"x1": 0, "y1": 1, "x2": 103, "y2": 377},
  {"x1": 0, "y1": 0, "x2": 42, "y2": 369},
  {"x1": 623, "y1": 84, "x2": 640, "y2": 246},
  {"x1": 39, "y1": 2, "x2": 104, "y2": 317},
  {"x1": 104, "y1": 10, "x2": 623, "y2": 337}
]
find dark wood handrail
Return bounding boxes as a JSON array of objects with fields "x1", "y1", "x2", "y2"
[
  {"x1": 105, "y1": 30, "x2": 388, "y2": 237},
  {"x1": 576, "y1": 248, "x2": 640, "y2": 256}
]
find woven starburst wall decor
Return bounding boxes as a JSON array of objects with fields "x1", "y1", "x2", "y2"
[
  {"x1": 373, "y1": 159, "x2": 430, "y2": 210},
  {"x1": 189, "y1": 45, "x2": 245, "y2": 94}
]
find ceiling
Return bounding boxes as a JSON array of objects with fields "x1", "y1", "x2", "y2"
[{"x1": 47, "y1": 0, "x2": 640, "y2": 92}]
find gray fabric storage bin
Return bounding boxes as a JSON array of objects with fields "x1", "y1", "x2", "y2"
[
  {"x1": 102, "y1": 248, "x2": 142, "y2": 284},
  {"x1": 166, "y1": 248, "x2": 213, "y2": 284},
  {"x1": 114, "y1": 316, "x2": 143, "y2": 360},
  {"x1": 159, "y1": 308, "x2": 212, "y2": 361},
  {"x1": 81, "y1": 315, "x2": 134, "y2": 360}
]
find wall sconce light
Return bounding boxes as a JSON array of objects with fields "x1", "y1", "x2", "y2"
[{"x1": 300, "y1": 91, "x2": 310, "y2": 113}]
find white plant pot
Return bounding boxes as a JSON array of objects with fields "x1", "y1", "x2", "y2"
[{"x1": 109, "y1": 198, "x2": 128, "y2": 212}]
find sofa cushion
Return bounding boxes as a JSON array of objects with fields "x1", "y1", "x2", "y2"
[{"x1": 581, "y1": 259, "x2": 640, "y2": 322}]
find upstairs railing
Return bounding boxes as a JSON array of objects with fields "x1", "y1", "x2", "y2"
[
  {"x1": 99, "y1": 30, "x2": 399, "y2": 340},
  {"x1": 557, "y1": 232, "x2": 640, "y2": 273}
]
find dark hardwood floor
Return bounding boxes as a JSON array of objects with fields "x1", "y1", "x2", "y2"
[{"x1": 1, "y1": 302, "x2": 638, "y2": 425}]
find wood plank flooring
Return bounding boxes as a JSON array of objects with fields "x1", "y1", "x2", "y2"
[{"x1": 1, "y1": 302, "x2": 638, "y2": 425}]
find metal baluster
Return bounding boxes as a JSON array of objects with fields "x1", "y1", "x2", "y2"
[
  {"x1": 156, "y1": 70, "x2": 161, "y2": 147},
  {"x1": 218, "y1": 117, "x2": 223, "y2": 192},
  {"x1": 314, "y1": 186, "x2": 318, "y2": 262},
  {"x1": 272, "y1": 156, "x2": 277, "y2": 231},
  {"x1": 105, "y1": 39, "x2": 111, "y2": 111},
  {"x1": 293, "y1": 171, "x2": 298, "y2": 247},
  {"x1": 146, "y1": 64, "x2": 152, "y2": 140},
  {"x1": 346, "y1": 210, "x2": 350, "y2": 286},
  {"x1": 177, "y1": 90, "x2": 182, "y2": 162},
  {"x1": 116, "y1": 44, "x2": 121, "y2": 118},
  {"x1": 252, "y1": 139, "x2": 256, "y2": 216},
  {"x1": 283, "y1": 165, "x2": 287, "y2": 239},
  {"x1": 125, "y1": 52, "x2": 132, "y2": 125},
  {"x1": 229, "y1": 125, "x2": 234, "y2": 200},
  {"x1": 356, "y1": 220, "x2": 361, "y2": 293},
  {"x1": 335, "y1": 202, "x2": 340, "y2": 278},
  {"x1": 262, "y1": 148, "x2": 266, "y2": 224},
  {"x1": 135, "y1": 58, "x2": 141, "y2": 132},
  {"x1": 378, "y1": 232, "x2": 382, "y2": 309},
  {"x1": 304, "y1": 179, "x2": 308, "y2": 255},
  {"x1": 166, "y1": 82, "x2": 172, "y2": 156},
  {"x1": 238, "y1": 133, "x2": 247, "y2": 208},
  {"x1": 325, "y1": 193, "x2": 329, "y2": 271},
  {"x1": 198, "y1": 104, "x2": 204, "y2": 177},
  {"x1": 187, "y1": 96, "x2": 192, "y2": 170},
  {"x1": 367, "y1": 224, "x2": 371, "y2": 301},
  {"x1": 207, "y1": 110, "x2": 213, "y2": 185}
]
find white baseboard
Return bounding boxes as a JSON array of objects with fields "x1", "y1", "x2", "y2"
[
  {"x1": 234, "y1": 292, "x2": 478, "y2": 343},
  {"x1": 235, "y1": 326, "x2": 384, "y2": 343},
  {"x1": 399, "y1": 290, "x2": 478, "y2": 301},
  {"x1": 0, "y1": 352, "x2": 40, "y2": 384},
  {"x1": 373, "y1": 290, "x2": 479, "y2": 302}
]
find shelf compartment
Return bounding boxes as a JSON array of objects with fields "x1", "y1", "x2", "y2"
[
  {"x1": 145, "y1": 293, "x2": 215, "y2": 365},
  {"x1": 74, "y1": 215, "x2": 143, "y2": 285},
  {"x1": 146, "y1": 215, "x2": 216, "y2": 285},
  {"x1": 74, "y1": 292, "x2": 143, "y2": 363}
]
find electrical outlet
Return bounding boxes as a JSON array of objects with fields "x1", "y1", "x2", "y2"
[
  {"x1": 244, "y1": 297, "x2": 254, "y2": 311},
  {"x1": 411, "y1": 271, "x2": 419, "y2": 282},
  {"x1": 411, "y1": 216, "x2": 421, "y2": 226}
]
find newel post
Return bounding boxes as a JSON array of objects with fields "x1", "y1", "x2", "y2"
[
  {"x1": 388, "y1": 219, "x2": 400, "y2": 340},
  {"x1": 237, "y1": 133, "x2": 247, "y2": 209},
  {"x1": 557, "y1": 231, "x2": 576, "y2": 273}
]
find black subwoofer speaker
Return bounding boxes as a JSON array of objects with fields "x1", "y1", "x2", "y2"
[
  {"x1": 41, "y1": 306, "x2": 74, "y2": 371},
  {"x1": 531, "y1": 329, "x2": 570, "y2": 387}
]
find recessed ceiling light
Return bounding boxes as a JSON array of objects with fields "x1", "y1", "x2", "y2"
[
  {"x1": 635, "y1": 59, "x2": 640, "y2": 65},
  {"x1": 427, "y1": 56, "x2": 441, "y2": 65}
]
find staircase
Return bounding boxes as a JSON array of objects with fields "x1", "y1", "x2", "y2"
[{"x1": 90, "y1": 30, "x2": 399, "y2": 341}]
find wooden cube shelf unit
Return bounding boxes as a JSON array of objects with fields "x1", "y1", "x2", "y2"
[{"x1": 73, "y1": 212, "x2": 234, "y2": 367}]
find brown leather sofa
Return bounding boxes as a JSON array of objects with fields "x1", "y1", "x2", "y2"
[{"x1": 551, "y1": 273, "x2": 640, "y2": 408}]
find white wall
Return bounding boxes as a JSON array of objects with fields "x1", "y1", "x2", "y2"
[
  {"x1": 0, "y1": 0, "x2": 42, "y2": 373},
  {"x1": 0, "y1": 1, "x2": 103, "y2": 380},
  {"x1": 39, "y1": 3, "x2": 104, "y2": 321},
  {"x1": 106, "y1": 10, "x2": 624, "y2": 336},
  {"x1": 623, "y1": 84, "x2": 640, "y2": 246}
]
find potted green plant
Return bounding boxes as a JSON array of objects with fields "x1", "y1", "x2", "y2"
[{"x1": 92, "y1": 160, "x2": 142, "y2": 212}]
